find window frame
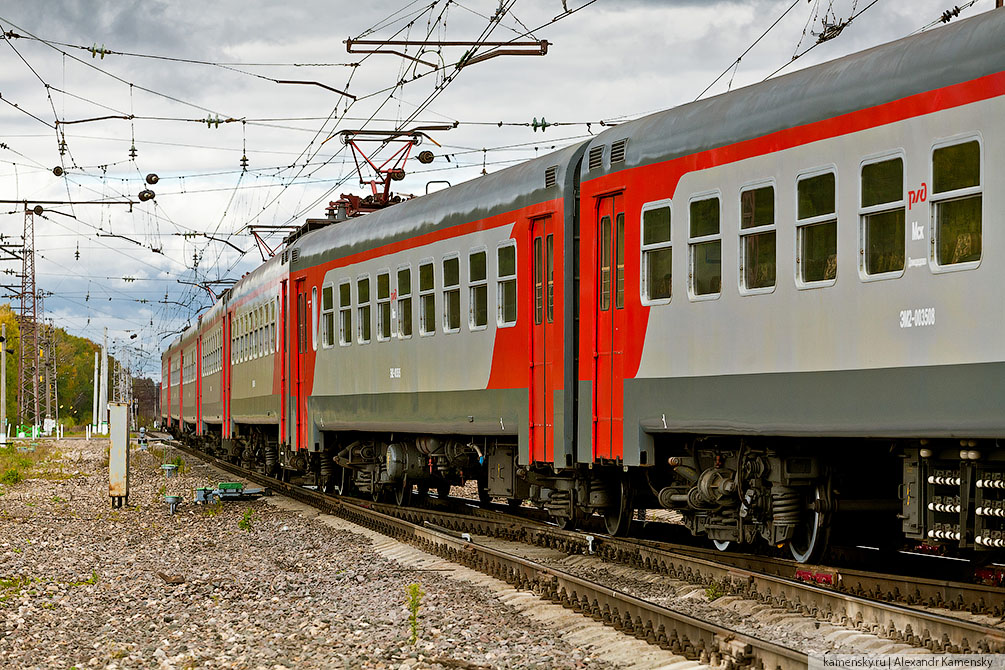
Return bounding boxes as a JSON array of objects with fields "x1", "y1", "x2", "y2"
[
  {"x1": 929, "y1": 134, "x2": 983, "y2": 274},
  {"x1": 496, "y1": 240, "x2": 518, "y2": 328},
  {"x1": 396, "y1": 264, "x2": 413, "y2": 340},
  {"x1": 794, "y1": 166, "x2": 839, "y2": 290},
  {"x1": 376, "y1": 269, "x2": 392, "y2": 343},
  {"x1": 687, "y1": 190, "x2": 723, "y2": 301},
  {"x1": 737, "y1": 180, "x2": 777, "y2": 296},
  {"x1": 321, "y1": 282, "x2": 335, "y2": 348},
  {"x1": 418, "y1": 258, "x2": 436, "y2": 337},
  {"x1": 338, "y1": 279, "x2": 352, "y2": 347},
  {"x1": 356, "y1": 273, "x2": 372, "y2": 345},
  {"x1": 640, "y1": 198, "x2": 673, "y2": 306},
  {"x1": 441, "y1": 253, "x2": 461, "y2": 334},
  {"x1": 467, "y1": 247, "x2": 489, "y2": 331},
  {"x1": 857, "y1": 151, "x2": 906, "y2": 282}
]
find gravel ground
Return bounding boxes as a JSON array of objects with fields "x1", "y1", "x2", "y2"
[{"x1": 0, "y1": 438, "x2": 617, "y2": 670}]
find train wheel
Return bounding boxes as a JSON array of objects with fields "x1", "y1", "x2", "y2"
[
  {"x1": 414, "y1": 482, "x2": 429, "y2": 504},
  {"x1": 713, "y1": 540, "x2": 732, "y2": 552},
  {"x1": 603, "y1": 477, "x2": 634, "y2": 536},
  {"x1": 395, "y1": 477, "x2": 412, "y2": 507},
  {"x1": 555, "y1": 510, "x2": 578, "y2": 531},
  {"x1": 789, "y1": 486, "x2": 831, "y2": 563},
  {"x1": 436, "y1": 483, "x2": 451, "y2": 499}
]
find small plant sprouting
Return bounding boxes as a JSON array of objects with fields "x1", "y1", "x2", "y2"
[
  {"x1": 704, "y1": 579, "x2": 728, "y2": 601},
  {"x1": 238, "y1": 508, "x2": 255, "y2": 531},
  {"x1": 169, "y1": 456, "x2": 186, "y2": 473},
  {"x1": 406, "y1": 582, "x2": 424, "y2": 645}
]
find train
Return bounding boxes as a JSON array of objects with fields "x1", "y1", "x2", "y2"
[{"x1": 163, "y1": 10, "x2": 1005, "y2": 563}]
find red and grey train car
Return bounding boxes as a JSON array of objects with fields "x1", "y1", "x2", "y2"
[{"x1": 164, "y1": 11, "x2": 1005, "y2": 561}]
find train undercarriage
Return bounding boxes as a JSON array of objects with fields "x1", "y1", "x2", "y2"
[{"x1": 166, "y1": 420, "x2": 1002, "y2": 563}]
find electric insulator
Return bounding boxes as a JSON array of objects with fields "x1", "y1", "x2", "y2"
[
  {"x1": 145, "y1": 173, "x2": 159, "y2": 185},
  {"x1": 240, "y1": 154, "x2": 249, "y2": 171},
  {"x1": 417, "y1": 150, "x2": 435, "y2": 164},
  {"x1": 129, "y1": 144, "x2": 138, "y2": 159},
  {"x1": 389, "y1": 168, "x2": 406, "y2": 181},
  {"x1": 138, "y1": 189, "x2": 155, "y2": 202},
  {"x1": 53, "y1": 166, "x2": 64, "y2": 177}
]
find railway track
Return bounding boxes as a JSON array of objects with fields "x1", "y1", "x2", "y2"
[{"x1": 161, "y1": 437, "x2": 1005, "y2": 665}]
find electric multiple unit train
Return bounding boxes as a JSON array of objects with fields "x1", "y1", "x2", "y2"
[{"x1": 163, "y1": 11, "x2": 1005, "y2": 562}]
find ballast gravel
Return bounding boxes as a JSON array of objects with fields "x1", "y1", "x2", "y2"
[{"x1": 0, "y1": 438, "x2": 616, "y2": 670}]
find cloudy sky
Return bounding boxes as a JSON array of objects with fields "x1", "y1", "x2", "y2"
[{"x1": 0, "y1": 0, "x2": 996, "y2": 378}]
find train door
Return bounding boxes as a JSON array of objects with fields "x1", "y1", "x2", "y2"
[
  {"x1": 177, "y1": 351, "x2": 184, "y2": 432},
  {"x1": 279, "y1": 281, "x2": 288, "y2": 447},
  {"x1": 223, "y1": 313, "x2": 231, "y2": 439},
  {"x1": 530, "y1": 215, "x2": 556, "y2": 463},
  {"x1": 195, "y1": 336, "x2": 203, "y2": 435},
  {"x1": 593, "y1": 193, "x2": 626, "y2": 460},
  {"x1": 293, "y1": 278, "x2": 309, "y2": 451}
]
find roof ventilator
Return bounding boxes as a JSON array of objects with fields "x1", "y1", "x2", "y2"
[
  {"x1": 611, "y1": 139, "x2": 627, "y2": 164},
  {"x1": 544, "y1": 166, "x2": 558, "y2": 188},
  {"x1": 588, "y1": 146, "x2": 604, "y2": 172}
]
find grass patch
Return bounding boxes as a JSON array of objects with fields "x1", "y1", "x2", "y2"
[
  {"x1": 0, "y1": 575, "x2": 31, "y2": 602},
  {"x1": 0, "y1": 442, "x2": 53, "y2": 487}
]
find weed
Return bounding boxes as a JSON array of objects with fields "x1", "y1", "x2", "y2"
[
  {"x1": 704, "y1": 579, "x2": 728, "y2": 601},
  {"x1": 406, "y1": 582, "x2": 424, "y2": 645},
  {"x1": 0, "y1": 575, "x2": 30, "y2": 601},
  {"x1": 238, "y1": 508, "x2": 255, "y2": 531},
  {"x1": 203, "y1": 502, "x2": 222, "y2": 518},
  {"x1": 169, "y1": 456, "x2": 187, "y2": 473},
  {"x1": 0, "y1": 468, "x2": 22, "y2": 486},
  {"x1": 66, "y1": 570, "x2": 99, "y2": 587},
  {"x1": 52, "y1": 496, "x2": 65, "y2": 504}
]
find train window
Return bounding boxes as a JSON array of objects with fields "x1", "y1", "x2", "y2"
[
  {"x1": 641, "y1": 202, "x2": 671, "y2": 304},
  {"x1": 419, "y1": 261, "x2": 435, "y2": 336},
  {"x1": 600, "y1": 216, "x2": 612, "y2": 310},
  {"x1": 338, "y1": 281, "x2": 352, "y2": 346},
  {"x1": 546, "y1": 235, "x2": 554, "y2": 323},
  {"x1": 469, "y1": 250, "x2": 488, "y2": 330},
  {"x1": 321, "y1": 284, "x2": 335, "y2": 348},
  {"x1": 442, "y1": 256, "x2": 461, "y2": 333},
  {"x1": 859, "y1": 157, "x2": 905, "y2": 278},
  {"x1": 739, "y1": 185, "x2": 776, "y2": 293},
  {"x1": 357, "y1": 276, "x2": 371, "y2": 344},
  {"x1": 256, "y1": 307, "x2": 262, "y2": 358},
  {"x1": 271, "y1": 300, "x2": 278, "y2": 353},
  {"x1": 796, "y1": 171, "x2": 837, "y2": 285},
  {"x1": 377, "y1": 272, "x2": 391, "y2": 341},
  {"x1": 397, "y1": 266, "x2": 412, "y2": 338},
  {"x1": 932, "y1": 139, "x2": 981, "y2": 268},
  {"x1": 497, "y1": 242, "x2": 517, "y2": 327},
  {"x1": 689, "y1": 194, "x2": 721, "y2": 297},
  {"x1": 615, "y1": 214, "x2": 626, "y2": 309},
  {"x1": 534, "y1": 237, "x2": 543, "y2": 324}
]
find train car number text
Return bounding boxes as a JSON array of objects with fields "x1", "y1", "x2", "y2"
[{"x1": 899, "y1": 307, "x2": 935, "y2": 329}]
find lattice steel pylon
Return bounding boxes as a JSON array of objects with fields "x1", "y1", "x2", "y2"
[{"x1": 16, "y1": 208, "x2": 40, "y2": 430}]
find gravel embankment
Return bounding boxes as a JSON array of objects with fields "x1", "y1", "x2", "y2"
[{"x1": 0, "y1": 438, "x2": 615, "y2": 670}]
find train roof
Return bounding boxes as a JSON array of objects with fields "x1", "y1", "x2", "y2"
[
  {"x1": 289, "y1": 141, "x2": 589, "y2": 268},
  {"x1": 584, "y1": 9, "x2": 1005, "y2": 178}
]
